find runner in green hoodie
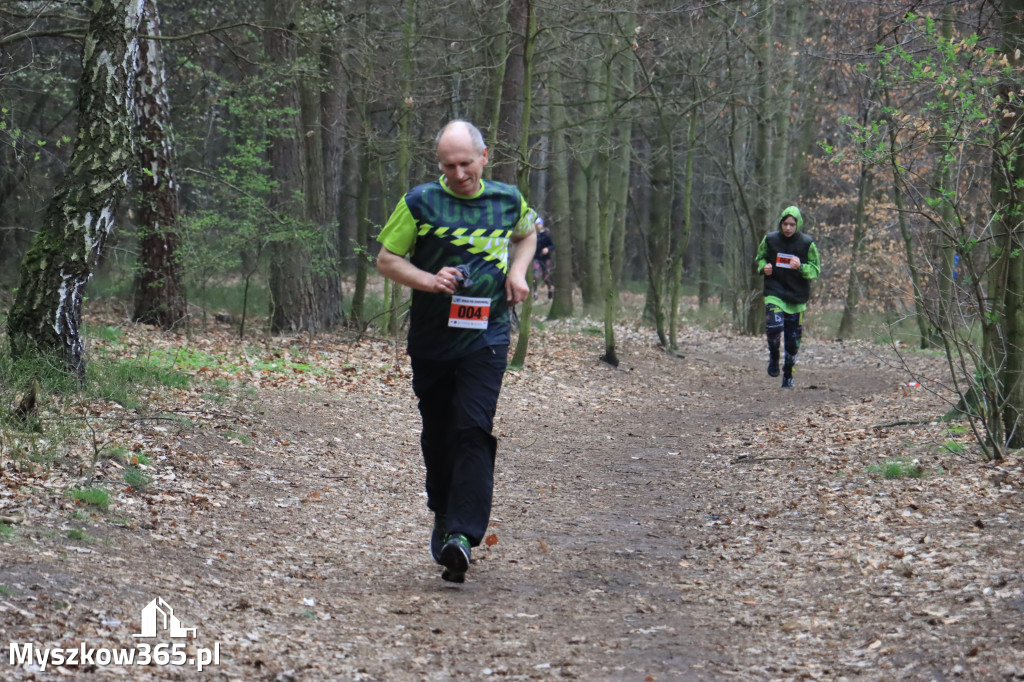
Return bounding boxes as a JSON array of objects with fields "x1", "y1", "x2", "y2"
[{"x1": 755, "y1": 206, "x2": 820, "y2": 388}]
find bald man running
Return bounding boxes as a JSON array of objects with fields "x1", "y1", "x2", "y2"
[{"x1": 377, "y1": 120, "x2": 537, "y2": 583}]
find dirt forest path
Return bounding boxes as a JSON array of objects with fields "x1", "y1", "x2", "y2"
[{"x1": 2, "y1": 323, "x2": 1023, "y2": 681}]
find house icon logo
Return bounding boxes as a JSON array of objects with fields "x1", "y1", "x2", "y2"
[{"x1": 132, "y1": 597, "x2": 197, "y2": 639}]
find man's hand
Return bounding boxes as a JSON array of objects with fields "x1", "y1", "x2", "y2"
[
  {"x1": 789, "y1": 256, "x2": 801, "y2": 269},
  {"x1": 378, "y1": 248, "x2": 466, "y2": 295},
  {"x1": 763, "y1": 263, "x2": 773, "y2": 276},
  {"x1": 506, "y1": 228, "x2": 537, "y2": 304},
  {"x1": 505, "y1": 272, "x2": 529, "y2": 304},
  {"x1": 432, "y1": 266, "x2": 464, "y2": 295}
]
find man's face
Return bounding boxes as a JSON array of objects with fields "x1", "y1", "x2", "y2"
[
  {"x1": 780, "y1": 216, "x2": 798, "y2": 238},
  {"x1": 438, "y1": 132, "x2": 488, "y2": 197}
]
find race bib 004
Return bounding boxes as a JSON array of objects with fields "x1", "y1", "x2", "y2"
[
  {"x1": 448, "y1": 296, "x2": 490, "y2": 329},
  {"x1": 775, "y1": 253, "x2": 799, "y2": 269}
]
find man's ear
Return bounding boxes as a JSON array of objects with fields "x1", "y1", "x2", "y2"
[{"x1": 480, "y1": 147, "x2": 489, "y2": 167}]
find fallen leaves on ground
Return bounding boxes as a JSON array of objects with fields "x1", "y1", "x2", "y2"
[{"x1": 0, "y1": 310, "x2": 1021, "y2": 680}]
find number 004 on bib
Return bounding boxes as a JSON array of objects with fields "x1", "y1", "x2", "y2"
[{"x1": 448, "y1": 296, "x2": 491, "y2": 329}]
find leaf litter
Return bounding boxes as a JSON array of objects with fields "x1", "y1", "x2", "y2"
[{"x1": 0, "y1": 314, "x2": 1021, "y2": 680}]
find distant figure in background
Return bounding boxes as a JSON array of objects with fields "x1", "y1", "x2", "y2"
[
  {"x1": 532, "y1": 217, "x2": 555, "y2": 300},
  {"x1": 755, "y1": 206, "x2": 820, "y2": 388}
]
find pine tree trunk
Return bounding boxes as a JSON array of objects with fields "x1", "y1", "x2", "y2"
[
  {"x1": 264, "y1": 0, "x2": 339, "y2": 333},
  {"x1": 301, "y1": 27, "x2": 344, "y2": 329},
  {"x1": 8, "y1": 0, "x2": 144, "y2": 377},
  {"x1": 133, "y1": 0, "x2": 187, "y2": 330}
]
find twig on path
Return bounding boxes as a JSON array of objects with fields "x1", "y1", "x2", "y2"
[
  {"x1": 731, "y1": 455, "x2": 808, "y2": 464},
  {"x1": 871, "y1": 418, "x2": 940, "y2": 429}
]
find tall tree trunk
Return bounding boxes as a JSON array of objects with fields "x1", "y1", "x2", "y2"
[
  {"x1": 935, "y1": 6, "x2": 957, "y2": 334},
  {"x1": 670, "y1": 113, "x2": 698, "y2": 350},
  {"x1": 132, "y1": 0, "x2": 187, "y2": 330},
  {"x1": 8, "y1": 0, "x2": 144, "y2": 377},
  {"x1": 350, "y1": 112, "x2": 371, "y2": 325},
  {"x1": 579, "y1": 56, "x2": 603, "y2": 312},
  {"x1": 483, "y1": 7, "x2": 509, "y2": 139},
  {"x1": 301, "y1": 26, "x2": 344, "y2": 329},
  {"x1": 321, "y1": 17, "x2": 348, "y2": 261},
  {"x1": 996, "y1": 0, "x2": 1024, "y2": 450},
  {"x1": 509, "y1": 0, "x2": 537, "y2": 369},
  {"x1": 546, "y1": 69, "x2": 574, "y2": 320},
  {"x1": 598, "y1": 13, "x2": 633, "y2": 367},
  {"x1": 492, "y1": 0, "x2": 527, "y2": 186},
  {"x1": 382, "y1": 0, "x2": 419, "y2": 336},
  {"x1": 837, "y1": 162, "x2": 873, "y2": 338},
  {"x1": 583, "y1": 158, "x2": 602, "y2": 313},
  {"x1": 770, "y1": 1, "x2": 805, "y2": 206},
  {"x1": 598, "y1": 117, "x2": 618, "y2": 365},
  {"x1": 880, "y1": 62, "x2": 933, "y2": 348},
  {"x1": 697, "y1": 209, "x2": 711, "y2": 309},
  {"x1": 744, "y1": 4, "x2": 775, "y2": 336},
  {"x1": 645, "y1": 123, "x2": 672, "y2": 346},
  {"x1": 337, "y1": 79, "x2": 361, "y2": 268},
  {"x1": 265, "y1": 0, "x2": 314, "y2": 333},
  {"x1": 608, "y1": 8, "x2": 635, "y2": 293}
]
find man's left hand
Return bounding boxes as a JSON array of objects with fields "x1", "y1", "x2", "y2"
[{"x1": 506, "y1": 273, "x2": 530, "y2": 304}]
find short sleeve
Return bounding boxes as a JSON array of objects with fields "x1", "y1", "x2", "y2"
[
  {"x1": 377, "y1": 198, "x2": 417, "y2": 256},
  {"x1": 513, "y1": 197, "x2": 538, "y2": 240}
]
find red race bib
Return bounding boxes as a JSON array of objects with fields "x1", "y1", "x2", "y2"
[
  {"x1": 775, "y1": 253, "x2": 798, "y2": 270},
  {"x1": 448, "y1": 296, "x2": 490, "y2": 329}
]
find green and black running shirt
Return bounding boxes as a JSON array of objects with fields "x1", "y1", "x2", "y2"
[{"x1": 378, "y1": 177, "x2": 536, "y2": 361}]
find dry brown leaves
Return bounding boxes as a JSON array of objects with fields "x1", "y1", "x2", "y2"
[{"x1": 0, "y1": 312, "x2": 1021, "y2": 680}]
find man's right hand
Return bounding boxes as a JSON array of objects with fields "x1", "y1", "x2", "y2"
[
  {"x1": 432, "y1": 266, "x2": 463, "y2": 295},
  {"x1": 763, "y1": 264, "x2": 773, "y2": 276},
  {"x1": 377, "y1": 248, "x2": 463, "y2": 295}
]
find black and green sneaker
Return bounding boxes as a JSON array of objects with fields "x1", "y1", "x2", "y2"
[
  {"x1": 439, "y1": 533, "x2": 471, "y2": 583},
  {"x1": 430, "y1": 513, "x2": 447, "y2": 564}
]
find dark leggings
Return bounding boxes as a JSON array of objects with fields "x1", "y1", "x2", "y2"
[
  {"x1": 765, "y1": 304, "x2": 802, "y2": 371},
  {"x1": 411, "y1": 345, "x2": 508, "y2": 547}
]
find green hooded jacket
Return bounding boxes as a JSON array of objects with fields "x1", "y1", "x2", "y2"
[{"x1": 755, "y1": 206, "x2": 820, "y2": 314}]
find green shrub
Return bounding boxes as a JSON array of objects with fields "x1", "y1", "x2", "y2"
[
  {"x1": 67, "y1": 487, "x2": 111, "y2": 510},
  {"x1": 123, "y1": 467, "x2": 150, "y2": 491},
  {"x1": 867, "y1": 460, "x2": 926, "y2": 480},
  {"x1": 106, "y1": 445, "x2": 130, "y2": 463}
]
